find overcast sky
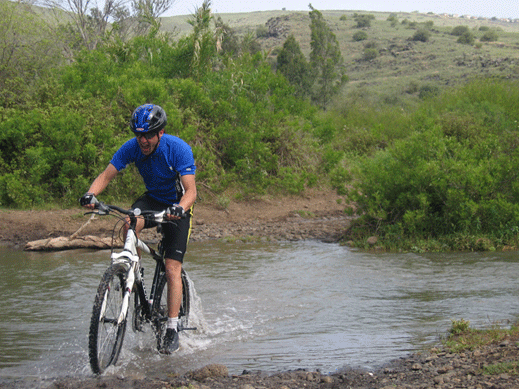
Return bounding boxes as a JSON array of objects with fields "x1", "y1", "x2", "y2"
[{"x1": 163, "y1": 0, "x2": 518, "y2": 19}]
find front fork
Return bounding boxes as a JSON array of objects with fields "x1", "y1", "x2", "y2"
[{"x1": 110, "y1": 229, "x2": 141, "y2": 325}]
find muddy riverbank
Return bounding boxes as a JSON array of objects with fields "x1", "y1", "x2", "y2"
[{"x1": 0, "y1": 191, "x2": 351, "y2": 249}]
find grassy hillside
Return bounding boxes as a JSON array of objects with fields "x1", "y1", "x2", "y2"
[{"x1": 161, "y1": 10, "x2": 519, "y2": 107}]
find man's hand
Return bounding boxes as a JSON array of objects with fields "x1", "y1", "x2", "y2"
[
  {"x1": 80, "y1": 193, "x2": 97, "y2": 209},
  {"x1": 167, "y1": 205, "x2": 185, "y2": 219}
]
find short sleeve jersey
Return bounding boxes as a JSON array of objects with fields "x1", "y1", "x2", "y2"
[{"x1": 110, "y1": 134, "x2": 196, "y2": 205}]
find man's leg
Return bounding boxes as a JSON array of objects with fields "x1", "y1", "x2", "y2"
[
  {"x1": 161, "y1": 258, "x2": 183, "y2": 353},
  {"x1": 161, "y1": 209, "x2": 192, "y2": 354},
  {"x1": 165, "y1": 258, "x2": 183, "y2": 321}
]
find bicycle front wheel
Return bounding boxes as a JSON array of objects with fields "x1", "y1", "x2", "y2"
[
  {"x1": 88, "y1": 264, "x2": 129, "y2": 375},
  {"x1": 152, "y1": 268, "x2": 191, "y2": 349}
]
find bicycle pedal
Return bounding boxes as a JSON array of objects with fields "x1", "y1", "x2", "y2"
[{"x1": 178, "y1": 325, "x2": 197, "y2": 332}]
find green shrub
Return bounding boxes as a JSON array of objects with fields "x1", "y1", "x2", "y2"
[
  {"x1": 422, "y1": 20, "x2": 434, "y2": 30},
  {"x1": 363, "y1": 48, "x2": 378, "y2": 61},
  {"x1": 354, "y1": 13, "x2": 375, "y2": 28},
  {"x1": 457, "y1": 31, "x2": 475, "y2": 45},
  {"x1": 387, "y1": 14, "x2": 398, "y2": 27},
  {"x1": 480, "y1": 30, "x2": 499, "y2": 42},
  {"x1": 256, "y1": 25, "x2": 269, "y2": 38},
  {"x1": 0, "y1": 99, "x2": 122, "y2": 207},
  {"x1": 0, "y1": 29, "x2": 325, "y2": 207},
  {"x1": 412, "y1": 29, "x2": 430, "y2": 42},
  {"x1": 346, "y1": 79, "x2": 519, "y2": 247},
  {"x1": 418, "y1": 84, "x2": 439, "y2": 99},
  {"x1": 352, "y1": 31, "x2": 368, "y2": 41},
  {"x1": 451, "y1": 25, "x2": 470, "y2": 36}
]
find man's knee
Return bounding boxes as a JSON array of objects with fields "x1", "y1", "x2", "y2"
[{"x1": 165, "y1": 258, "x2": 182, "y2": 278}]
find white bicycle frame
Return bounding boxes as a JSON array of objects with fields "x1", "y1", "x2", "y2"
[{"x1": 104, "y1": 209, "x2": 166, "y2": 325}]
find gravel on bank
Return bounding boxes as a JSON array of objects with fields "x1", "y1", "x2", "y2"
[{"x1": 7, "y1": 336, "x2": 518, "y2": 389}]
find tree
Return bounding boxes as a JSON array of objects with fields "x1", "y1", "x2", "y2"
[
  {"x1": 214, "y1": 16, "x2": 240, "y2": 56},
  {"x1": 132, "y1": 0, "x2": 173, "y2": 19},
  {"x1": 187, "y1": 0, "x2": 217, "y2": 80},
  {"x1": 214, "y1": 16, "x2": 261, "y2": 57},
  {"x1": 308, "y1": 4, "x2": 346, "y2": 109},
  {"x1": 354, "y1": 13, "x2": 375, "y2": 28},
  {"x1": 276, "y1": 35, "x2": 312, "y2": 98},
  {"x1": 387, "y1": 13, "x2": 398, "y2": 27},
  {"x1": 42, "y1": 0, "x2": 175, "y2": 51},
  {"x1": 0, "y1": 1, "x2": 61, "y2": 107}
]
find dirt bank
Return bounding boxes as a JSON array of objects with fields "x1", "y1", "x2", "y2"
[{"x1": 0, "y1": 190, "x2": 352, "y2": 249}]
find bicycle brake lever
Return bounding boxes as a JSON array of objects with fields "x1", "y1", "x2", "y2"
[{"x1": 97, "y1": 202, "x2": 110, "y2": 215}]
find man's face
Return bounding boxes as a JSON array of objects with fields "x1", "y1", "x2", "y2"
[{"x1": 135, "y1": 129, "x2": 163, "y2": 155}]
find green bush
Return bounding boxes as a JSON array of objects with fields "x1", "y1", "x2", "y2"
[
  {"x1": 480, "y1": 30, "x2": 499, "y2": 42},
  {"x1": 457, "y1": 31, "x2": 475, "y2": 45},
  {"x1": 256, "y1": 25, "x2": 269, "y2": 38},
  {"x1": 412, "y1": 29, "x2": 430, "y2": 42},
  {"x1": 352, "y1": 31, "x2": 368, "y2": 41},
  {"x1": 363, "y1": 48, "x2": 378, "y2": 61},
  {"x1": 451, "y1": 25, "x2": 470, "y2": 36},
  {"x1": 347, "y1": 79, "x2": 519, "y2": 248},
  {"x1": 354, "y1": 13, "x2": 375, "y2": 28},
  {"x1": 418, "y1": 84, "x2": 439, "y2": 99},
  {"x1": 0, "y1": 99, "x2": 122, "y2": 207},
  {"x1": 0, "y1": 29, "x2": 323, "y2": 207},
  {"x1": 387, "y1": 13, "x2": 398, "y2": 27}
]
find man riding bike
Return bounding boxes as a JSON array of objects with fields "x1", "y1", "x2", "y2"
[{"x1": 80, "y1": 103, "x2": 197, "y2": 354}]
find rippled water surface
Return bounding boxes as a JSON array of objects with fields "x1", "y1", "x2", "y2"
[{"x1": 1, "y1": 241, "x2": 519, "y2": 385}]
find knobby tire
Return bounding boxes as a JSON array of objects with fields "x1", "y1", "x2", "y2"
[{"x1": 88, "y1": 264, "x2": 128, "y2": 375}]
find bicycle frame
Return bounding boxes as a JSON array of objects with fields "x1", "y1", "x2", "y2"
[
  {"x1": 108, "y1": 214, "x2": 164, "y2": 326},
  {"x1": 109, "y1": 228, "x2": 139, "y2": 325}
]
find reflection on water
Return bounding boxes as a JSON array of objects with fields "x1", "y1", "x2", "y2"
[{"x1": 1, "y1": 243, "x2": 519, "y2": 384}]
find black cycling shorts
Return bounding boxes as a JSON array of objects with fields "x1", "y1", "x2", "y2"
[{"x1": 131, "y1": 194, "x2": 192, "y2": 263}]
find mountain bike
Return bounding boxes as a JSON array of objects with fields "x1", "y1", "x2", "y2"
[{"x1": 86, "y1": 201, "x2": 195, "y2": 375}]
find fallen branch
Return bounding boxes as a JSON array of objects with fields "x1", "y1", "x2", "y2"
[
  {"x1": 24, "y1": 213, "x2": 122, "y2": 251},
  {"x1": 24, "y1": 235, "x2": 122, "y2": 251}
]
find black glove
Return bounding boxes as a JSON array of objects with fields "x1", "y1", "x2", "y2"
[
  {"x1": 167, "y1": 205, "x2": 185, "y2": 218},
  {"x1": 80, "y1": 192, "x2": 97, "y2": 207}
]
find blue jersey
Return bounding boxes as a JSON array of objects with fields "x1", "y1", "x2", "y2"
[{"x1": 110, "y1": 134, "x2": 196, "y2": 205}]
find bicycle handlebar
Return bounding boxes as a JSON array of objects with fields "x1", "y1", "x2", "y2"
[{"x1": 90, "y1": 201, "x2": 168, "y2": 223}]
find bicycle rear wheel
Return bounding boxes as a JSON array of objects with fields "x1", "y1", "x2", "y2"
[
  {"x1": 152, "y1": 268, "x2": 191, "y2": 349},
  {"x1": 88, "y1": 264, "x2": 128, "y2": 374}
]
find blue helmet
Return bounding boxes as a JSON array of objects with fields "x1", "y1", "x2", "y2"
[{"x1": 130, "y1": 104, "x2": 167, "y2": 134}]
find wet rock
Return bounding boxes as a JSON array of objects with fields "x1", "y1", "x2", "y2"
[
  {"x1": 321, "y1": 375, "x2": 333, "y2": 383},
  {"x1": 411, "y1": 363, "x2": 422, "y2": 370},
  {"x1": 188, "y1": 364, "x2": 229, "y2": 381}
]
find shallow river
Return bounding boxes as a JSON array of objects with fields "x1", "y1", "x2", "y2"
[{"x1": 1, "y1": 241, "x2": 519, "y2": 385}]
